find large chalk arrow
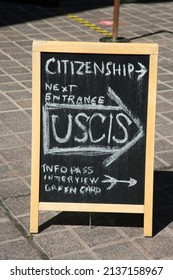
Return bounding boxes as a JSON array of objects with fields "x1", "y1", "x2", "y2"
[
  {"x1": 102, "y1": 87, "x2": 144, "y2": 167},
  {"x1": 102, "y1": 174, "x2": 137, "y2": 190},
  {"x1": 44, "y1": 87, "x2": 144, "y2": 168}
]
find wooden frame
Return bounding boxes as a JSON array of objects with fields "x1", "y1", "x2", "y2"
[{"x1": 30, "y1": 41, "x2": 158, "y2": 236}]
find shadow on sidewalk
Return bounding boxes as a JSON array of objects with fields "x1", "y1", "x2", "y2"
[
  {"x1": 2, "y1": 0, "x2": 173, "y2": 29},
  {"x1": 1, "y1": 0, "x2": 114, "y2": 29},
  {"x1": 1, "y1": 1, "x2": 173, "y2": 43},
  {"x1": 153, "y1": 171, "x2": 173, "y2": 235},
  {"x1": 39, "y1": 171, "x2": 173, "y2": 237}
]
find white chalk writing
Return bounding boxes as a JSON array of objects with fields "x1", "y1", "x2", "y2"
[
  {"x1": 41, "y1": 164, "x2": 94, "y2": 175},
  {"x1": 43, "y1": 87, "x2": 144, "y2": 168},
  {"x1": 41, "y1": 164, "x2": 101, "y2": 196},
  {"x1": 45, "y1": 92, "x2": 105, "y2": 105},
  {"x1": 51, "y1": 111, "x2": 132, "y2": 145},
  {"x1": 45, "y1": 58, "x2": 147, "y2": 81}
]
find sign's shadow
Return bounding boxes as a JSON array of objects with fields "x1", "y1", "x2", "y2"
[
  {"x1": 153, "y1": 171, "x2": 173, "y2": 235},
  {"x1": 39, "y1": 171, "x2": 173, "y2": 236}
]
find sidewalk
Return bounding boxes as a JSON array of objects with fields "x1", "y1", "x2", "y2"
[{"x1": 0, "y1": 0, "x2": 173, "y2": 260}]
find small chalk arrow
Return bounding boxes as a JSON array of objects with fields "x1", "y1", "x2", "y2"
[
  {"x1": 102, "y1": 174, "x2": 137, "y2": 190},
  {"x1": 135, "y1": 62, "x2": 147, "y2": 81}
]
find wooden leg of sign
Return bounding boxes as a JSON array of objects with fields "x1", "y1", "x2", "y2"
[
  {"x1": 143, "y1": 123, "x2": 154, "y2": 237},
  {"x1": 143, "y1": 138, "x2": 154, "y2": 237},
  {"x1": 143, "y1": 54, "x2": 157, "y2": 237},
  {"x1": 30, "y1": 199, "x2": 39, "y2": 233},
  {"x1": 30, "y1": 168, "x2": 39, "y2": 232},
  {"x1": 143, "y1": 137, "x2": 154, "y2": 237},
  {"x1": 30, "y1": 150, "x2": 40, "y2": 233},
  {"x1": 143, "y1": 53, "x2": 157, "y2": 237},
  {"x1": 144, "y1": 201, "x2": 153, "y2": 237},
  {"x1": 30, "y1": 48, "x2": 40, "y2": 234}
]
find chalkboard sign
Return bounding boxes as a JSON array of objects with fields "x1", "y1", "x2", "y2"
[{"x1": 30, "y1": 41, "x2": 158, "y2": 236}]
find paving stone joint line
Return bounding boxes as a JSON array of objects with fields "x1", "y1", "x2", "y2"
[{"x1": 0, "y1": 198, "x2": 50, "y2": 260}]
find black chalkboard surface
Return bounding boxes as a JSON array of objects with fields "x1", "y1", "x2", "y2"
[
  {"x1": 40, "y1": 52, "x2": 149, "y2": 205},
  {"x1": 30, "y1": 41, "x2": 158, "y2": 236}
]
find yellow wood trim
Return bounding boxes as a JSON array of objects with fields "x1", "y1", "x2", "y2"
[
  {"x1": 33, "y1": 41, "x2": 158, "y2": 55},
  {"x1": 39, "y1": 202, "x2": 144, "y2": 213},
  {"x1": 30, "y1": 49, "x2": 41, "y2": 233},
  {"x1": 144, "y1": 53, "x2": 158, "y2": 237}
]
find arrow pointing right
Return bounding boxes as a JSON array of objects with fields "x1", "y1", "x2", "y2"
[
  {"x1": 102, "y1": 87, "x2": 144, "y2": 168},
  {"x1": 135, "y1": 62, "x2": 147, "y2": 81},
  {"x1": 102, "y1": 174, "x2": 137, "y2": 190},
  {"x1": 43, "y1": 87, "x2": 144, "y2": 169}
]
